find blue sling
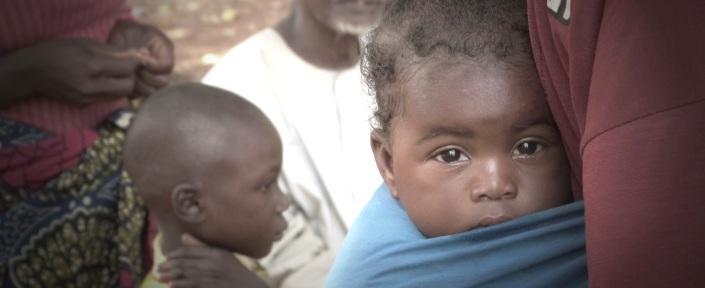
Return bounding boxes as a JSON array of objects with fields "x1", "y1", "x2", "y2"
[{"x1": 325, "y1": 185, "x2": 586, "y2": 288}]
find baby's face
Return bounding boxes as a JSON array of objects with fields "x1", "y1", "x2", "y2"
[
  {"x1": 199, "y1": 126, "x2": 289, "y2": 258},
  {"x1": 384, "y1": 61, "x2": 571, "y2": 237}
]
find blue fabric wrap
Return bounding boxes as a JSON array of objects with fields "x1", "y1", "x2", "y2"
[{"x1": 325, "y1": 185, "x2": 586, "y2": 288}]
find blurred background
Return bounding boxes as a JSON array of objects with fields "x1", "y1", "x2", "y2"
[{"x1": 128, "y1": 0, "x2": 292, "y2": 83}]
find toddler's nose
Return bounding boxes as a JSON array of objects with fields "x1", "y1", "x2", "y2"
[
  {"x1": 470, "y1": 159, "x2": 518, "y2": 202},
  {"x1": 275, "y1": 187, "x2": 290, "y2": 213}
]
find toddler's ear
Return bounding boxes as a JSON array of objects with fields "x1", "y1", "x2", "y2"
[
  {"x1": 171, "y1": 183, "x2": 206, "y2": 223},
  {"x1": 371, "y1": 131, "x2": 399, "y2": 198}
]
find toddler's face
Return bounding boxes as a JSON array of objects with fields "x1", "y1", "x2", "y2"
[
  {"x1": 200, "y1": 126, "x2": 289, "y2": 258},
  {"x1": 380, "y1": 61, "x2": 571, "y2": 237}
]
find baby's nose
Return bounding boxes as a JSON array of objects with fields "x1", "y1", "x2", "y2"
[{"x1": 470, "y1": 159, "x2": 518, "y2": 202}]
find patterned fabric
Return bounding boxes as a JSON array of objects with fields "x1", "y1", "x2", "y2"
[
  {"x1": 0, "y1": 118, "x2": 98, "y2": 189},
  {"x1": 0, "y1": 111, "x2": 150, "y2": 287}
]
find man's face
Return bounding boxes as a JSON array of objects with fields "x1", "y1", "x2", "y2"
[
  {"x1": 199, "y1": 124, "x2": 289, "y2": 258},
  {"x1": 301, "y1": 0, "x2": 386, "y2": 35},
  {"x1": 378, "y1": 61, "x2": 572, "y2": 237}
]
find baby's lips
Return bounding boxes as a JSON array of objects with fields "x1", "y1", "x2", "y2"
[{"x1": 477, "y1": 214, "x2": 513, "y2": 227}]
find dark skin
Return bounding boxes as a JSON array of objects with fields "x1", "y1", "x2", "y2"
[
  {"x1": 275, "y1": 0, "x2": 385, "y2": 70},
  {"x1": 124, "y1": 84, "x2": 288, "y2": 288},
  {"x1": 372, "y1": 61, "x2": 571, "y2": 237},
  {"x1": 108, "y1": 19, "x2": 174, "y2": 99},
  {"x1": 157, "y1": 234, "x2": 269, "y2": 288},
  {"x1": 0, "y1": 20, "x2": 173, "y2": 107},
  {"x1": 152, "y1": 122, "x2": 286, "y2": 287},
  {"x1": 153, "y1": 125, "x2": 285, "y2": 288}
]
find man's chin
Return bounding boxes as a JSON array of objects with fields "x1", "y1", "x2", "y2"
[{"x1": 333, "y1": 21, "x2": 377, "y2": 36}]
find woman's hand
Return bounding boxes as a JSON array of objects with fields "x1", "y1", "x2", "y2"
[{"x1": 0, "y1": 38, "x2": 148, "y2": 106}]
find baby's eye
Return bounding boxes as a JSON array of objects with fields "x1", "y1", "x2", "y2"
[
  {"x1": 512, "y1": 140, "x2": 545, "y2": 158},
  {"x1": 433, "y1": 148, "x2": 469, "y2": 163}
]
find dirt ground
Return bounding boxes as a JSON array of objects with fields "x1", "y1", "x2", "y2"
[{"x1": 128, "y1": 0, "x2": 291, "y2": 83}]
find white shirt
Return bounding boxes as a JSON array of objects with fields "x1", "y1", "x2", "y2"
[{"x1": 203, "y1": 28, "x2": 381, "y2": 254}]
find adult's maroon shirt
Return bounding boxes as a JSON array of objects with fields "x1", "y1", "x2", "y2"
[{"x1": 528, "y1": 0, "x2": 705, "y2": 286}]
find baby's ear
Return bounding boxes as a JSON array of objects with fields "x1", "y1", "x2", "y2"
[
  {"x1": 171, "y1": 183, "x2": 206, "y2": 223},
  {"x1": 370, "y1": 131, "x2": 399, "y2": 198}
]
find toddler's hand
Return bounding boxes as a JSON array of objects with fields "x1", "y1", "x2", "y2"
[{"x1": 157, "y1": 234, "x2": 268, "y2": 288}]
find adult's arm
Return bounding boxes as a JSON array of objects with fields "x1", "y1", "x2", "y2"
[
  {"x1": 529, "y1": 1, "x2": 705, "y2": 286},
  {"x1": 584, "y1": 1, "x2": 705, "y2": 286},
  {"x1": 0, "y1": 48, "x2": 35, "y2": 106},
  {"x1": 0, "y1": 39, "x2": 145, "y2": 108}
]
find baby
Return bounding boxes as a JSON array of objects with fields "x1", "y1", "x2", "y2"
[
  {"x1": 325, "y1": 0, "x2": 586, "y2": 287},
  {"x1": 124, "y1": 83, "x2": 289, "y2": 287}
]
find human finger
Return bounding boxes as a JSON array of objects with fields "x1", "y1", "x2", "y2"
[
  {"x1": 169, "y1": 279, "x2": 198, "y2": 288},
  {"x1": 138, "y1": 69, "x2": 170, "y2": 88},
  {"x1": 159, "y1": 259, "x2": 217, "y2": 284},
  {"x1": 90, "y1": 46, "x2": 152, "y2": 76},
  {"x1": 62, "y1": 75, "x2": 134, "y2": 104},
  {"x1": 182, "y1": 233, "x2": 207, "y2": 247},
  {"x1": 156, "y1": 265, "x2": 179, "y2": 283},
  {"x1": 157, "y1": 259, "x2": 193, "y2": 283},
  {"x1": 165, "y1": 246, "x2": 217, "y2": 260},
  {"x1": 90, "y1": 75, "x2": 136, "y2": 99},
  {"x1": 131, "y1": 78, "x2": 157, "y2": 99},
  {"x1": 142, "y1": 35, "x2": 174, "y2": 73}
]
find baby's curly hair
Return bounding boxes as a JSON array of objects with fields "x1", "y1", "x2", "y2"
[{"x1": 364, "y1": 0, "x2": 533, "y2": 134}]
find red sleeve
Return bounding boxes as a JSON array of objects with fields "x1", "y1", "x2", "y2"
[{"x1": 529, "y1": 0, "x2": 705, "y2": 286}]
